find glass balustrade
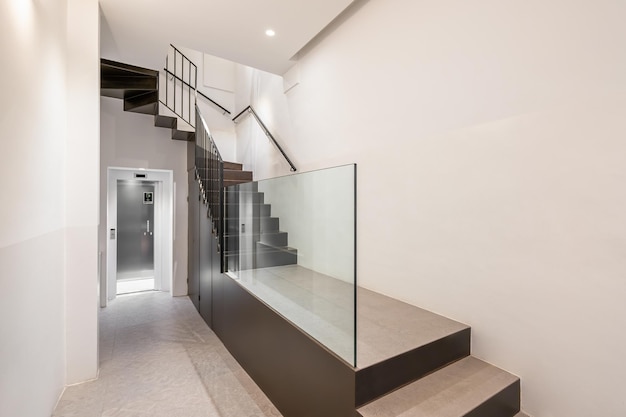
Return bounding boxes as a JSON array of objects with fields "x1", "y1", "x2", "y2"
[{"x1": 224, "y1": 164, "x2": 357, "y2": 365}]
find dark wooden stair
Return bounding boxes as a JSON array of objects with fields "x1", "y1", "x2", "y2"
[
  {"x1": 100, "y1": 58, "x2": 195, "y2": 142},
  {"x1": 101, "y1": 58, "x2": 259, "y2": 235}
]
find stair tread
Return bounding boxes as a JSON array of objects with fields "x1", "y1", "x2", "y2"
[
  {"x1": 101, "y1": 76, "x2": 157, "y2": 92},
  {"x1": 256, "y1": 242, "x2": 297, "y2": 252},
  {"x1": 223, "y1": 189, "x2": 261, "y2": 193},
  {"x1": 158, "y1": 103, "x2": 194, "y2": 132},
  {"x1": 154, "y1": 114, "x2": 176, "y2": 129},
  {"x1": 358, "y1": 356, "x2": 519, "y2": 417},
  {"x1": 223, "y1": 169, "x2": 253, "y2": 181},
  {"x1": 356, "y1": 287, "x2": 468, "y2": 369},
  {"x1": 171, "y1": 130, "x2": 195, "y2": 141},
  {"x1": 101, "y1": 89, "x2": 146, "y2": 100},
  {"x1": 223, "y1": 161, "x2": 243, "y2": 170},
  {"x1": 224, "y1": 232, "x2": 287, "y2": 239},
  {"x1": 101, "y1": 58, "x2": 159, "y2": 77},
  {"x1": 224, "y1": 179, "x2": 253, "y2": 186}
]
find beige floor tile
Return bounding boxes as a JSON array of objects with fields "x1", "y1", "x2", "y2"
[{"x1": 53, "y1": 291, "x2": 282, "y2": 417}]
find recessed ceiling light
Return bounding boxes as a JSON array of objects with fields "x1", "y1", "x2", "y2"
[{"x1": 265, "y1": 29, "x2": 276, "y2": 37}]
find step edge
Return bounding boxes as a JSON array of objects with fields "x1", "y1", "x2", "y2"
[
  {"x1": 357, "y1": 355, "x2": 519, "y2": 416},
  {"x1": 355, "y1": 327, "x2": 471, "y2": 407}
]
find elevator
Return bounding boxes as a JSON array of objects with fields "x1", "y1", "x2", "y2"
[
  {"x1": 116, "y1": 180, "x2": 155, "y2": 294},
  {"x1": 105, "y1": 167, "x2": 174, "y2": 305}
]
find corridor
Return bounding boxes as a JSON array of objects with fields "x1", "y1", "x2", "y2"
[{"x1": 53, "y1": 292, "x2": 281, "y2": 417}]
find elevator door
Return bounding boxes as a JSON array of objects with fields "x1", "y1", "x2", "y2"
[{"x1": 117, "y1": 181, "x2": 155, "y2": 279}]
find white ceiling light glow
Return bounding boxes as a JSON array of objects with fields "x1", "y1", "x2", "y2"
[
  {"x1": 99, "y1": 0, "x2": 354, "y2": 74},
  {"x1": 265, "y1": 29, "x2": 276, "y2": 37}
]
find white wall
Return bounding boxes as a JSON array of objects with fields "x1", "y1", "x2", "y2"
[
  {"x1": 234, "y1": 65, "x2": 296, "y2": 179},
  {"x1": 100, "y1": 97, "x2": 189, "y2": 296},
  {"x1": 65, "y1": 0, "x2": 100, "y2": 385},
  {"x1": 235, "y1": 1, "x2": 626, "y2": 416},
  {"x1": 0, "y1": 0, "x2": 99, "y2": 415}
]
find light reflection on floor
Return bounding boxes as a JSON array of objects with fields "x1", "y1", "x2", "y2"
[{"x1": 117, "y1": 277, "x2": 154, "y2": 294}]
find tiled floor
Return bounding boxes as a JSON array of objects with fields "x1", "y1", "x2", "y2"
[
  {"x1": 54, "y1": 265, "x2": 469, "y2": 417},
  {"x1": 53, "y1": 291, "x2": 281, "y2": 417}
]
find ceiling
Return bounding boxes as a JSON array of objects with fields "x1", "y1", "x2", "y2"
[{"x1": 99, "y1": 0, "x2": 355, "y2": 75}]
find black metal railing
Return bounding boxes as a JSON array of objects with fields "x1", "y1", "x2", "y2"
[
  {"x1": 195, "y1": 105, "x2": 225, "y2": 262},
  {"x1": 163, "y1": 44, "x2": 197, "y2": 127},
  {"x1": 232, "y1": 105, "x2": 297, "y2": 172},
  {"x1": 164, "y1": 68, "x2": 232, "y2": 116},
  {"x1": 163, "y1": 44, "x2": 232, "y2": 123}
]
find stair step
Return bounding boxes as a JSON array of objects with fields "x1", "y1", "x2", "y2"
[
  {"x1": 124, "y1": 91, "x2": 158, "y2": 115},
  {"x1": 224, "y1": 169, "x2": 253, "y2": 181},
  {"x1": 224, "y1": 216, "x2": 280, "y2": 233},
  {"x1": 355, "y1": 288, "x2": 470, "y2": 405},
  {"x1": 357, "y1": 356, "x2": 520, "y2": 417},
  {"x1": 101, "y1": 75, "x2": 157, "y2": 92},
  {"x1": 154, "y1": 114, "x2": 176, "y2": 129},
  {"x1": 224, "y1": 179, "x2": 254, "y2": 187},
  {"x1": 172, "y1": 129, "x2": 195, "y2": 141},
  {"x1": 156, "y1": 102, "x2": 194, "y2": 135},
  {"x1": 224, "y1": 191, "x2": 264, "y2": 203},
  {"x1": 260, "y1": 217, "x2": 279, "y2": 233},
  {"x1": 101, "y1": 58, "x2": 159, "y2": 78},
  {"x1": 100, "y1": 58, "x2": 195, "y2": 143},
  {"x1": 125, "y1": 101, "x2": 158, "y2": 115},
  {"x1": 260, "y1": 231, "x2": 288, "y2": 247},
  {"x1": 259, "y1": 204, "x2": 271, "y2": 217},
  {"x1": 223, "y1": 161, "x2": 243, "y2": 170},
  {"x1": 255, "y1": 242, "x2": 297, "y2": 268},
  {"x1": 224, "y1": 231, "x2": 288, "y2": 248},
  {"x1": 224, "y1": 202, "x2": 269, "y2": 208},
  {"x1": 196, "y1": 168, "x2": 253, "y2": 182}
]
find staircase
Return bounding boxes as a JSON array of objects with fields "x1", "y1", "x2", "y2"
[
  {"x1": 100, "y1": 59, "x2": 253, "y2": 185},
  {"x1": 354, "y1": 288, "x2": 522, "y2": 417},
  {"x1": 100, "y1": 58, "x2": 297, "y2": 270}
]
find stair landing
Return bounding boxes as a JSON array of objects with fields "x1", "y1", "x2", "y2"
[
  {"x1": 234, "y1": 265, "x2": 467, "y2": 369},
  {"x1": 358, "y1": 287, "x2": 467, "y2": 369}
]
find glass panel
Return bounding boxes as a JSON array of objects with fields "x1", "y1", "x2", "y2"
[{"x1": 225, "y1": 164, "x2": 356, "y2": 366}]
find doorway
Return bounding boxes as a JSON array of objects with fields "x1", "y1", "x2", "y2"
[
  {"x1": 116, "y1": 180, "x2": 156, "y2": 294},
  {"x1": 105, "y1": 168, "x2": 174, "y2": 304}
]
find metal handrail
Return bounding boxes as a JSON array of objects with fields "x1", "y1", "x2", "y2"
[
  {"x1": 163, "y1": 68, "x2": 231, "y2": 116},
  {"x1": 232, "y1": 105, "x2": 297, "y2": 172}
]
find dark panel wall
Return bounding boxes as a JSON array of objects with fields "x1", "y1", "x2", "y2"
[
  {"x1": 198, "y1": 205, "x2": 213, "y2": 326},
  {"x1": 187, "y1": 171, "x2": 200, "y2": 310},
  {"x1": 189, "y1": 166, "x2": 357, "y2": 416},
  {"x1": 212, "y1": 273, "x2": 357, "y2": 417}
]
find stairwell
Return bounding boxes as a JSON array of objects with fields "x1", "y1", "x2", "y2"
[
  {"x1": 100, "y1": 56, "x2": 531, "y2": 417},
  {"x1": 100, "y1": 58, "x2": 298, "y2": 271}
]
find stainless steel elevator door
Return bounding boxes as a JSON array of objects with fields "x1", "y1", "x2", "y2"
[{"x1": 117, "y1": 180, "x2": 155, "y2": 278}]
